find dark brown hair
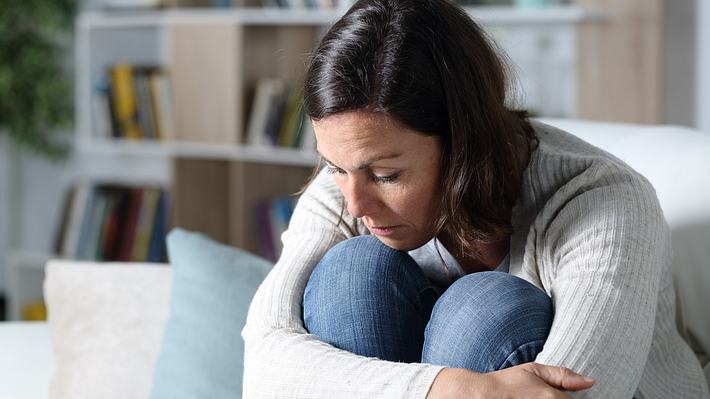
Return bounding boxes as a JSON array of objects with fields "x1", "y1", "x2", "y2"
[{"x1": 301, "y1": 0, "x2": 537, "y2": 258}]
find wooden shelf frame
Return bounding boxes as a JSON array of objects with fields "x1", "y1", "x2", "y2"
[
  {"x1": 76, "y1": 137, "x2": 319, "y2": 167},
  {"x1": 172, "y1": 158, "x2": 316, "y2": 254},
  {"x1": 78, "y1": 6, "x2": 609, "y2": 30}
]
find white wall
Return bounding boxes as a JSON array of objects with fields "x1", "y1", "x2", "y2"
[
  {"x1": 13, "y1": 139, "x2": 76, "y2": 254},
  {"x1": 664, "y1": 0, "x2": 696, "y2": 127},
  {"x1": 0, "y1": 137, "x2": 13, "y2": 289},
  {"x1": 662, "y1": 0, "x2": 709, "y2": 132},
  {"x1": 696, "y1": 0, "x2": 710, "y2": 132}
]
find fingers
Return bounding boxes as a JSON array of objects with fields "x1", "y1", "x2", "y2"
[{"x1": 525, "y1": 363, "x2": 596, "y2": 391}]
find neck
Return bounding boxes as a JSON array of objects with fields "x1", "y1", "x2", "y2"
[{"x1": 437, "y1": 232, "x2": 510, "y2": 274}]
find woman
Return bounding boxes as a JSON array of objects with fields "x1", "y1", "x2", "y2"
[{"x1": 242, "y1": 0, "x2": 709, "y2": 397}]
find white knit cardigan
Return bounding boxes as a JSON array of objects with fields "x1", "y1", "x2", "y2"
[{"x1": 242, "y1": 121, "x2": 709, "y2": 398}]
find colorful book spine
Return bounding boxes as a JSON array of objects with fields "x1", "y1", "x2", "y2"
[
  {"x1": 130, "y1": 188, "x2": 161, "y2": 262},
  {"x1": 149, "y1": 71, "x2": 176, "y2": 141},
  {"x1": 255, "y1": 200, "x2": 277, "y2": 262},
  {"x1": 277, "y1": 87, "x2": 304, "y2": 148},
  {"x1": 147, "y1": 191, "x2": 169, "y2": 263},
  {"x1": 110, "y1": 64, "x2": 143, "y2": 139},
  {"x1": 133, "y1": 68, "x2": 157, "y2": 140},
  {"x1": 55, "y1": 184, "x2": 171, "y2": 263},
  {"x1": 101, "y1": 63, "x2": 173, "y2": 141},
  {"x1": 118, "y1": 188, "x2": 144, "y2": 261}
]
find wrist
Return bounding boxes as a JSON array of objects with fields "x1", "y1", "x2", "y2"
[{"x1": 427, "y1": 367, "x2": 484, "y2": 399}]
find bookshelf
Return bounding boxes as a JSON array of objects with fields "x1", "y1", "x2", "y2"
[{"x1": 74, "y1": 7, "x2": 341, "y2": 258}]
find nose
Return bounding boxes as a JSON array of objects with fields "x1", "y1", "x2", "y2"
[{"x1": 343, "y1": 179, "x2": 378, "y2": 218}]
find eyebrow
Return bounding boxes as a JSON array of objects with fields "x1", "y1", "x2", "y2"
[{"x1": 318, "y1": 151, "x2": 403, "y2": 170}]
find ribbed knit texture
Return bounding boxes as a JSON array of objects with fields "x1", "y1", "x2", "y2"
[{"x1": 242, "y1": 121, "x2": 709, "y2": 398}]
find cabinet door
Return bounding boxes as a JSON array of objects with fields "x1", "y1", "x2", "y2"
[
  {"x1": 574, "y1": 0, "x2": 663, "y2": 123},
  {"x1": 170, "y1": 23, "x2": 244, "y2": 143}
]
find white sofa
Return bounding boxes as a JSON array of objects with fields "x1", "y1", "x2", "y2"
[{"x1": 1, "y1": 119, "x2": 709, "y2": 398}]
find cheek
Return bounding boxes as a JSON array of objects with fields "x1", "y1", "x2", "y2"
[
  {"x1": 410, "y1": 177, "x2": 441, "y2": 225},
  {"x1": 389, "y1": 185, "x2": 439, "y2": 224}
]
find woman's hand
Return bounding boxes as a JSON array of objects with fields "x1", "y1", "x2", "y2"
[{"x1": 427, "y1": 363, "x2": 595, "y2": 399}]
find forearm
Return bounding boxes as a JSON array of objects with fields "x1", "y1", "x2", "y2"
[{"x1": 242, "y1": 316, "x2": 443, "y2": 398}]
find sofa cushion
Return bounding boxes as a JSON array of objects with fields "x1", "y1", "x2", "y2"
[
  {"x1": 44, "y1": 260, "x2": 172, "y2": 399},
  {"x1": 149, "y1": 228, "x2": 272, "y2": 399}
]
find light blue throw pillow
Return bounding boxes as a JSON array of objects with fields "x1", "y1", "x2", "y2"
[{"x1": 150, "y1": 228, "x2": 272, "y2": 399}]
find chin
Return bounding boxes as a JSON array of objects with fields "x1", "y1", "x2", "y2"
[{"x1": 375, "y1": 236, "x2": 427, "y2": 252}]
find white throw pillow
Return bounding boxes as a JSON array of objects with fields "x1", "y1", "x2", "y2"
[{"x1": 43, "y1": 260, "x2": 171, "y2": 399}]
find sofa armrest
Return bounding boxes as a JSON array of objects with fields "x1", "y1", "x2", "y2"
[{"x1": 0, "y1": 322, "x2": 53, "y2": 399}]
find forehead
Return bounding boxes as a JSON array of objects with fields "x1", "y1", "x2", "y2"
[
  {"x1": 314, "y1": 111, "x2": 396, "y2": 141},
  {"x1": 313, "y1": 111, "x2": 432, "y2": 155}
]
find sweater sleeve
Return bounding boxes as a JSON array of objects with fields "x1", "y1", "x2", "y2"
[
  {"x1": 241, "y1": 170, "x2": 445, "y2": 398},
  {"x1": 532, "y1": 163, "x2": 670, "y2": 398}
]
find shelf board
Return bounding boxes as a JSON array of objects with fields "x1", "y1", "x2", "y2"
[
  {"x1": 465, "y1": 5, "x2": 609, "y2": 25},
  {"x1": 78, "y1": 5, "x2": 608, "y2": 29},
  {"x1": 8, "y1": 250, "x2": 55, "y2": 271},
  {"x1": 76, "y1": 138, "x2": 320, "y2": 167},
  {"x1": 78, "y1": 8, "x2": 340, "y2": 29}
]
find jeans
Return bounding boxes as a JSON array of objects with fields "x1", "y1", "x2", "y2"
[{"x1": 303, "y1": 236, "x2": 553, "y2": 372}]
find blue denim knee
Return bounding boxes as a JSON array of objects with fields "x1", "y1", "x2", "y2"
[
  {"x1": 422, "y1": 271, "x2": 553, "y2": 372},
  {"x1": 303, "y1": 237, "x2": 553, "y2": 369},
  {"x1": 303, "y1": 236, "x2": 439, "y2": 362}
]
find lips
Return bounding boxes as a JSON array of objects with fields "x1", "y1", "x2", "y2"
[{"x1": 367, "y1": 225, "x2": 400, "y2": 236}]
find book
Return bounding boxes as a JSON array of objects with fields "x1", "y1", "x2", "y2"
[
  {"x1": 91, "y1": 75, "x2": 114, "y2": 138},
  {"x1": 118, "y1": 188, "x2": 144, "y2": 261},
  {"x1": 55, "y1": 184, "x2": 171, "y2": 262},
  {"x1": 246, "y1": 79, "x2": 286, "y2": 146},
  {"x1": 100, "y1": 189, "x2": 127, "y2": 261},
  {"x1": 109, "y1": 64, "x2": 143, "y2": 139},
  {"x1": 60, "y1": 183, "x2": 92, "y2": 258},
  {"x1": 149, "y1": 71, "x2": 176, "y2": 141},
  {"x1": 147, "y1": 191, "x2": 169, "y2": 262},
  {"x1": 130, "y1": 188, "x2": 161, "y2": 262},
  {"x1": 94, "y1": 188, "x2": 116, "y2": 260},
  {"x1": 133, "y1": 68, "x2": 158, "y2": 140},
  {"x1": 53, "y1": 186, "x2": 76, "y2": 255},
  {"x1": 75, "y1": 187, "x2": 97, "y2": 260},
  {"x1": 255, "y1": 200, "x2": 276, "y2": 262},
  {"x1": 263, "y1": 86, "x2": 289, "y2": 146},
  {"x1": 79, "y1": 189, "x2": 109, "y2": 260},
  {"x1": 277, "y1": 87, "x2": 304, "y2": 148},
  {"x1": 105, "y1": 77, "x2": 121, "y2": 138}
]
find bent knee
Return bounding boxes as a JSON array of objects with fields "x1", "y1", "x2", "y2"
[
  {"x1": 430, "y1": 272, "x2": 553, "y2": 334},
  {"x1": 303, "y1": 235, "x2": 430, "y2": 338},
  {"x1": 422, "y1": 272, "x2": 553, "y2": 370},
  {"x1": 304, "y1": 235, "x2": 418, "y2": 297},
  {"x1": 443, "y1": 272, "x2": 551, "y2": 314}
]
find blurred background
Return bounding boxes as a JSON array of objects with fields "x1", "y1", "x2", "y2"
[{"x1": 0, "y1": 0, "x2": 708, "y2": 321}]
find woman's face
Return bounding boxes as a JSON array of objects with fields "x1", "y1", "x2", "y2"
[{"x1": 313, "y1": 111, "x2": 443, "y2": 251}]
